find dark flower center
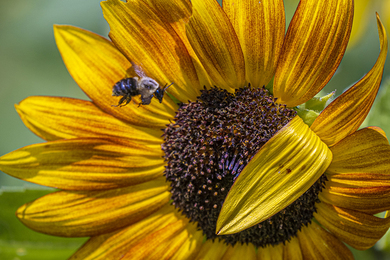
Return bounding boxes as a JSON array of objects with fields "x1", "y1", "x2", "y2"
[{"x1": 162, "y1": 86, "x2": 327, "y2": 247}]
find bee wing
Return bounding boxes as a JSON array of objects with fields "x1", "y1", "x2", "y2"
[{"x1": 131, "y1": 61, "x2": 147, "y2": 78}]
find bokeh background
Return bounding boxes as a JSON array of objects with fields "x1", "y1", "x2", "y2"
[{"x1": 0, "y1": 0, "x2": 390, "y2": 259}]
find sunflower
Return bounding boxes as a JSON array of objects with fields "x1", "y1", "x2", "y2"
[{"x1": 1, "y1": 0, "x2": 390, "y2": 259}]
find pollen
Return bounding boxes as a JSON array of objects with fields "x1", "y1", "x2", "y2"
[{"x1": 162, "y1": 86, "x2": 326, "y2": 247}]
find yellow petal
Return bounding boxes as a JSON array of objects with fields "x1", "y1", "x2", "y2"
[
  {"x1": 273, "y1": 0, "x2": 353, "y2": 107},
  {"x1": 0, "y1": 138, "x2": 164, "y2": 190},
  {"x1": 70, "y1": 205, "x2": 182, "y2": 260},
  {"x1": 297, "y1": 221, "x2": 353, "y2": 260},
  {"x1": 282, "y1": 237, "x2": 303, "y2": 260},
  {"x1": 121, "y1": 217, "x2": 190, "y2": 259},
  {"x1": 17, "y1": 177, "x2": 170, "y2": 237},
  {"x1": 102, "y1": 0, "x2": 200, "y2": 102},
  {"x1": 140, "y1": 0, "x2": 213, "y2": 89},
  {"x1": 171, "y1": 226, "x2": 204, "y2": 260},
  {"x1": 310, "y1": 14, "x2": 388, "y2": 146},
  {"x1": 326, "y1": 173, "x2": 390, "y2": 188},
  {"x1": 193, "y1": 239, "x2": 229, "y2": 260},
  {"x1": 223, "y1": 0, "x2": 285, "y2": 88},
  {"x1": 216, "y1": 116, "x2": 332, "y2": 235},
  {"x1": 54, "y1": 25, "x2": 177, "y2": 128},
  {"x1": 186, "y1": 0, "x2": 245, "y2": 90},
  {"x1": 314, "y1": 202, "x2": 390, "y2": 250},
  {"x1": 327, "y1": 127, "x2": 390, "y2": 175},
  {"x1": 257, "y1": 243, "x2": 283, "y2": 260},
  {"x1": 319, "y1": 175, "x2": 390, "y2": 215},
  {"x1": 16, "y1": 96, "x2": 163, "y2": 145},
  {"x1": 221, "y1": 244, "x2": 257, "y2": 260}
]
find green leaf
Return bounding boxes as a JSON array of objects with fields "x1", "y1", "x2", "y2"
[{"x1": 0, "y1": 187, "x2": 87, "y2": 260}]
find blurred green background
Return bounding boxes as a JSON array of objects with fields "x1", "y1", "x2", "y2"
[{"x1": 0, "y1": 0, "x2": 390, "y2": 259}]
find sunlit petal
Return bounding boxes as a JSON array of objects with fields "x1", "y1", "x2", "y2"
[
  {"x1": 102, "y1": 0, "x2": 200, "y2": 102},
  {"x1": 0, "y1": 138, "x2": 164, "y2": 190},
  {"x1": 319, "y1": 175, "x2": 390, "y2": 215},
  {"x1": 186, "y1": 0, "x2": 245, "y2": 90},
  {"x1": 327, "y1": 127, "x2": 390, "y2": 175},
  {"x1": 54, "y1": 25, "x2": 177, "y2": 128},
  {"x1": 297, "y1": 221, "x2": 353, "y2": 259},
  {"x1": 16, "y1": 96, "x2": 163, "y2": 145},
  {"x1": 70, "y1": 205, "x2": 181, "y2": 260},
  {"x1": 315, "y1": 202, "x2": 390, "y2": 250},
  {"x1": 16, "y1": 178, "x2": 170, "y2": 237},
  {"x1": 223, "y1": 0, "x2": 285, "y2": 88},
  {"x1": 274, "y1": 0, "x2": 353, "y2": 107},
  {"x1": 217, "y1": 116, "x2": 332, "y2": 235},
  {"x1": 311, "y1": 14, "x2": 388, "y2": 146}
]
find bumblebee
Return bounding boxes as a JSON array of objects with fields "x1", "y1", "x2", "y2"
[{"x1": 112, "y1": 64, "x2": 173, "y2": 106}]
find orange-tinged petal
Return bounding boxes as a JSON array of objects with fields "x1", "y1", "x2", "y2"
[
  {"x1": 223, "y1": 0, "x2": 285, "y2": 88},
  {"x1": 69, "y1": 205, "x2": 181, "y2": 260},
  {"x1": 16, "y1": 96, "x2": 163, "y2": 145},
  {"x1": 54, "y1": 25, "x2": 177, "y2": 128},
  {"x1": 314, "y1": 202, "x2": 390, "y2": 250},
  {"x1": 16, "y1": 177, "x2": 170, "y2": 237},
  {"x1": 326, "y1": 173, "x2": 390, "y2": 188},
  {"x1": 273, "y1": 0, "x2": 353, "y2": 107},
  {"x1": 0, "y1": 138, "x2": 164, "y2": 190},
  {"x1": 193, "y1": 239, "x2": 229, "y2": 260},
  {"x1": 217, "y1": 116, "x2": 332, "y2": 235},
  {"x1": 327, "y1": 127, "x2": 390, "y2": 175},
  {"x1": 102, "y1": 0, "x2": 200, "y2": 102},
  {"x1": 121, "y1": 218, "x2": 190, "y2": 259},
  {"x1": 140, "y1": 0, "x2": 213, "y2": 89},
  {"x1": 257, "y1": 243, "x2": 283, "y2": 260},
  {"x1": 310, "y1": 14, "x2": 388, "y2": 146},
  {"x1": 319, "y1": 176, "x2": 390, "y2": 215},
  {"x1": 297, "y1": 221, "x2": 353, "y2": 260},
  {"x1": 221, "y1": 244, "x2": 257, "y2": 260},
  {"x1": 186, "y1": 0, "x2": 245, "y2": 91}
]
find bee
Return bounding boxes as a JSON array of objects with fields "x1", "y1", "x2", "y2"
[{"x1": 112, "y1": 64, "x2": 173, "y2": 107}]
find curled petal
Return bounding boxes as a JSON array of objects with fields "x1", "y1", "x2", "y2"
[
  {"x1": 297, "y1": 221, "x2": 353, "y2": 260},
  {"x1": 327, "y1": 127, "x2": 390, "y2": 175},
  {"x1": 54, "y1": 25, "x2": 177, "y2": 128},
  {"x1": 16, "y1": 177, "x2": 170, "y2": 237},
  {"x1": 186, "y1": 0, "x2": 245, "y2": 90},
  {"x1": 102, "y1": 0, "x2": 200, "y2": 102},
  {"x1": 16, "y1": 96, "x2": 162, "y2": 145},
  {"x1": 0, "y1": 138, "x2": 164, "y2": 190},
  {"x1": 217, "y1": 116, "x2": 332, "y2": 235},
  {"x1": 310, "y1": 14, "x2": 388, "y2": 146},
  {"x1": 223, "y1": 0, "x2": 285, "y2": 88},
  {"x1": 273, "y1": 0, "x2": 353, "y2": 107},
  {"x1": 314, "y1": 202, "x2": 390, "y2": 250}
]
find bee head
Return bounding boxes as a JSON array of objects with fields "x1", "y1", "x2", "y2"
[{"x1": 155, "y1": 82, "x2": 174, "y2": 103}]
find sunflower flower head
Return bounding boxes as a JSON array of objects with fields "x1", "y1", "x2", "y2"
[{"x1": 1, "y1": 0, "x2": 390, "y2": 259}]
